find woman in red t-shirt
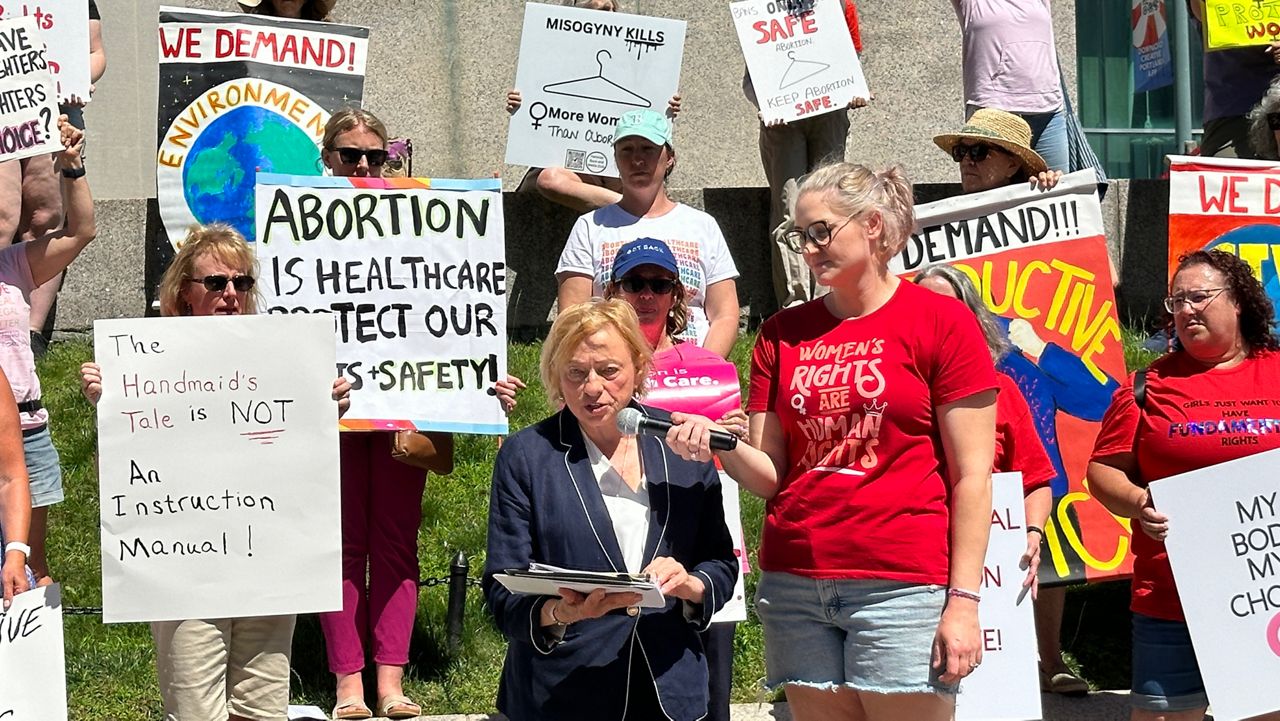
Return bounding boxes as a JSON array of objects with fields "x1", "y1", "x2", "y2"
[
  {"x1": 1089, "y1": 250, "x2": 1280, "y2": 720},
  {"x1": 664, "y1": 163, "x2": 997, "y2": 721},
  {"x1": 915, "y1": 265, "x2": 1055, "y2": 594}
]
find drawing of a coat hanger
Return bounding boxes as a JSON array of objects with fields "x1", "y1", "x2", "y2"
[
  {"x1": 543, "y1": 50, "x2": 652, "y2": 108},
  {"x1": 778, "y1": 51, "x2": 830, "y2": 91}
]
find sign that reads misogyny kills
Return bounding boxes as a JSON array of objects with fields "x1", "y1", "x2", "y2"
[
  {"x1": 255, "y1": 174, "x2": 509, "y2": 435},
  {"x1": 94, "y1": 315, "x2": 341, "y2": 623},
  {"x1": 1150, "y1": 447, "x2": 1280, "y2": 721}
]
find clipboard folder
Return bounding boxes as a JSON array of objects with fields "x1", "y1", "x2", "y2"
[{"x1": 494, "y1": 563, "x2": 667, "y2": 608}]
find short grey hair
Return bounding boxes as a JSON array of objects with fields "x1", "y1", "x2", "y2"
[
  {"x1": 1248, "y1": 77, "x2": 1280, "y2": 161},
  {"x1": 913, "y1": 264, "x2": 1011, "y2": 363}
]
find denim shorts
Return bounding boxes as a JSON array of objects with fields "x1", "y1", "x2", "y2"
[
  {"x1": 24, "y1": 425, "x2": 63, "y2": 508},
  {"x1": 1131, "y1": 613, "x2": 1209, "y2": 712},
  {"x1": 754, "y1": 571, "x2": 951, "y2": 695}
]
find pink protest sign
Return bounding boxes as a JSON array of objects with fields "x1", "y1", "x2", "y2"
[{"x1": 644, "y1": 343, "x2": 741, "y2": 421}]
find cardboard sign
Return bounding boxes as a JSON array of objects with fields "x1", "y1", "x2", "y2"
[
  {"x1": 1, "y1": 0, "x2": 89, "y2": 102},
  {"x1": 94, "y1": 315, "x2": 341, "y2": 623},
  {"x1": 0, "y1": 585, "x2": 67, "y2": 721},
  {"x1": 895, "y1": 171, "x2": 1133, "y2": 586},
  {"x1": 1201, "y1": 0, "x2": 1280, "y2": 50},
  {"x1": 0, "y1": 15, "x2": 57, "y2": 162},
  {"x1": 1150, "y1": 447, "x2": 1280, "y2": 721},
  {"x1": 156, "y1": 7, "x2": 368, "y2": 248},
  {"x1": 730, "y1": 0, "x2": 868, "y2": 124},
  {"x1": 254, "y1": 174, "x2": 509, "y2": 435},
  {"x1": 1168, "y1": 155, "x2": 1280, "y2": 314},
  {"x1": 956, "y1": 474, "x2": 1042, "y2": 721},
  {"x1": 505, "y1": 2, "x2": 685, "y2": 178}
]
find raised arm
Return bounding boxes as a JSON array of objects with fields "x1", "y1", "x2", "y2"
[{"x1": 25, "y1": 117, "x2": 96, "y2": 286}]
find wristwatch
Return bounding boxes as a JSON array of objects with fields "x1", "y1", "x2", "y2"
[
  {"x1": 4, "y1": 541, "x2": 30, "y2": 558},
  {"x1": 60, "y1": 166, "x2": 86, "y2": 179}
]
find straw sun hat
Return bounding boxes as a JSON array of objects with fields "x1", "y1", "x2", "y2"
[
  {"x1": 238, "y1": 0, "x2": 337, "y2": 16},
  {"x1": 933, "y1": 108, "x2": 1048, "y2": 176}
]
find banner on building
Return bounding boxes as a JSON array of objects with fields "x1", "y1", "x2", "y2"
[
  {"x1": 2, "y1": 0, "x2": 89, "y2": 103},
  {"x1": 892, "y1": 170, "x2": 1133, "y2": 585},
  {"x1": 0, "y1": 15, "x2": 58, "y2": 163},
  {"x1": 505, "y1": 2, "x2": 685, "y2": 178},
  {"x1": 1201, "y1": 0, "x2": 1280, "y2": 50},
  {"x1": 255, "y1": 174, "x2": 509, "y2": 435},
  {"x1": 1132, "y1": 0, "x2": 1173, "y2": 93},
  {"x1": 0, "y1": 585, "x2": 67, "y2": 721},
  {"x1": 94, "y1": 315, "x2": 341, "y2": 623},
  {"x1": 1150, "y1": 447, "x2": 1280, "y2": 721},
  {"x1": 730, "y1": 0, "x2": 868, "y2": 124},
  {"x1": 1169, "y1": 156, "x2": 1280, "y2": 311},
  {"x1": 156, "y1": 7, "x2": 368, "y2": 248}
]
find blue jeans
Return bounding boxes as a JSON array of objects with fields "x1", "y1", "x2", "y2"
[{"x1": 1020, "y1": 109, "x2": 1069, "y2": 173}]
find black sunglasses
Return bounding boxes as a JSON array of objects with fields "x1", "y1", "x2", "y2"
[
  {"x1": 951, "y1": 143, "x2": 1002, "y2": 163},
  {"x1": 619, "y1": 276, "x2": 676, "y2": 295},
  {"x1": 188, "y1": 274, "x2": 255, "y2": 292},
  {"x1": 335, "y1": 147, "x2": 389, "y2": 166}
]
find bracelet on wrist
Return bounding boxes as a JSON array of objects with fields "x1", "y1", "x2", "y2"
[
  {"x1": 1026, "y1": 525, "x2": 1044, "y2": 538},
  {"x1": 4, "y1": 541, "x2": 31, "y2": 558},
  {"x1": 60, "y1": 165, "x2": 86, "y2": 179},
  {"x1": 947, "y1": 587, "x2": 981, "y2": 603},
  {"x1": 548, "y1": 600, "x2": 569, "y2": 626}
]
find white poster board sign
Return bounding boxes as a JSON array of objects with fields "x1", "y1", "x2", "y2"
[
  {"x1": 0, "y1": 16, "x2": 59, "y2": 162},
  {"x1": 957, "y1": 473, "x2": 1042, "y2": 721},
  {"x1": 254, "y1": 174, "x2": 509, "y2": 435},
  {"x1": 1149, "y1": 447, "x2": 1280, "y2": 721},
  {"x1": 730, "y1": 0, "x2": 868, "y2": 124},
  {"x1": 505, "y1": 3, "x2": 686, "y2": 178},
  {"x1": 711, "y1": 471, "x2": 748, "y2": 624},
  {"x1": 94, "y1": 315, "x2": 341, "y2": 623},
  {"x1": 1, "y1": 0, "x2": 90, "y2": 102},
  {"x1": 0, "y1": 585, "x2": 67, "y2": 721}
]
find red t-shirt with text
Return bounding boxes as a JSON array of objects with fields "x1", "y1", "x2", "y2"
[
  {"x1": 994, "y1": 371, "x2": 1054, "y2": 494},
  {"x1": 747, "y1": 281, "x2": 997, "y2": 584},
  {"x1": 1091, "y1": 349, "x2": 1280, "y2": 621}
]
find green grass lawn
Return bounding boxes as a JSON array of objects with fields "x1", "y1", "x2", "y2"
[{"x1": 40, "y1": 330, "x2": 1161, "y2": 719}]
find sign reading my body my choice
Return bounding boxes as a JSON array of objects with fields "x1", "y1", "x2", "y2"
[
  {"x1": 94, "y1": 315, "x2": 341, "y2": 624},
  {"x1": 505, "y1": 2, "x2": 685, "y2": 178},
  {"x1": 255, "y1": 175, "x2": 509, "y2": 435}
]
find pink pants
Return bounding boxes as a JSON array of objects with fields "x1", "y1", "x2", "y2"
[{"x1": 319, "y1": 432, "x2": 426, "y2": 674}]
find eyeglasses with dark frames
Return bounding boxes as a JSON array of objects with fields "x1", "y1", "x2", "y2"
[
  {"x1": 619, "y1": 276, "x2": 676, "y2": 295},
  {"x1": 950, "y1": 143, "x2": 1003, "y2": 164},
  {"x1": 188, "y1": 274, "x2": 256, "y2": 293},
  {"x1": 334, "y1": 147, "x2": 389, "y2": 166},
  {"x1": 783, "y1": 215, "x2": 857, "y2": 254}
]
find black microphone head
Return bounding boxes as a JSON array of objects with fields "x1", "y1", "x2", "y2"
[{"x1": 616, "y1": 407, "x2": 644, "y2": 436}]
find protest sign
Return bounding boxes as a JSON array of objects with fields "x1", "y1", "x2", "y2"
[
  {"x1": 956, "y1": 474, "x2": 1041, "y2": 721},
  {"x1": 0, "y1": 585, "x2": 67, "y2": 721},
  {"x1": 1132, "y1": 0, "x2": 1173, "y2": 93},
  {"x1": 156, "y1": 7, "x2": 368, "y2": 249},
  {"x1": 255, "y1": 174, "x2": 509, "y2": 435},
  {"x1": 1201, "y1": 0, "x2": 1280, "y2": 50},
  {"x1": 1, "y1": 0, "x2": 89, "y2": 102},
  {"x1": 1169, "y1": 156, "x2": 1280, "y2": 312},
  {"x1": 505, "y1": 3, "x2": 685, "y2": 178},
  {"x1": 729, "y1": 0, "x2": 868, "y2": 124},
  {"x1": 0, "y1": 15, "x2": 57, "y2": 163},
  {"x1": 893, "y1": 171, "x2": 1133, "y2": 586},
  {"x1": 94, "y1": 315, "x2": 341, "y2": 623},
  {"x1": 1149, "y1": 447, "x2": 1280, "y2": 721}
]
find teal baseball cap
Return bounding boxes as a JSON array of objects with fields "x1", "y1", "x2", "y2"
[{"x1": 614, "y1": 109, "x2": 673, "y2": 148}]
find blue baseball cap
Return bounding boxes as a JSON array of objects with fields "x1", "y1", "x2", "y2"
[
  {"x1": 614, "y1": 109, "x2": 673, "y2": 148},
  {"x1": 612, "y1": 238, "x2": 678, "y2": 281}
]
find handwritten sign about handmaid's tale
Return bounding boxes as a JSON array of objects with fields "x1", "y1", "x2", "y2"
[
  {"x1": 0, "y1": 585, "x2": 67, "y2": 721},
  {"x1": 94, "y1": 315, "x2": 341, "y2": 623},
  {"x1": 505, "y1": 2, "x2": 685, "y2": 178},
  {"x1": 255, "y1": 174, "x2": 509, "y2": 435},
  {"x1": 1150, "y1": 447, "x2": 1280, "y2": 721}
]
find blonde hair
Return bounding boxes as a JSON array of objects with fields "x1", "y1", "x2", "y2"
[
  {"x1": 158, "y1": 224, "x2": 261, "y2": 317},
  {"x1": 322, "y1": 107, "x2": 389, "y2": 152},
  {"x1": 540, "y1": 298, "x2": 652, "y2": 405},
  {"x1": 798, "y1": 163, "x2": 915, "y2": 260}
]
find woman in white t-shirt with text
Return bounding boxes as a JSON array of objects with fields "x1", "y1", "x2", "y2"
[{"x1": 555, "y1": 109, "x2": 740, "y2": 358}]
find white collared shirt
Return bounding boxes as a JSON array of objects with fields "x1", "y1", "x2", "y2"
[{"x1": 582, "y1": 436, "x2": 650, "y2": 575}]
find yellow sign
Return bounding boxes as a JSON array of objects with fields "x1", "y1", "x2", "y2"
[{"x1": 1203, "y1": 0, "x2": 1280, "y2": 50}]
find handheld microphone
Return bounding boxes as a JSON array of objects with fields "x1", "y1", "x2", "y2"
[{"x1": 616, "y1": 407, "x2": 739, "y2": 451}]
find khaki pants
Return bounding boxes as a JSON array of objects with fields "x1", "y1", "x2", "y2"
[{"x1": 759, "y1": 109, "x2": 850, "y2": 308}]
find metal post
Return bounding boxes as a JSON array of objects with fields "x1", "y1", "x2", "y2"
[
  {"x1": 447, "y1": 551, "x2": 468, "y2": 652},
  {"x1": 1171, "y1": 0, "x2": 1195, "y2": 152}
]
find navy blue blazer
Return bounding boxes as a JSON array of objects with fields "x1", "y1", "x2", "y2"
[{"x1": 482, "y1": 404, "x2": 738, "y2": 721}]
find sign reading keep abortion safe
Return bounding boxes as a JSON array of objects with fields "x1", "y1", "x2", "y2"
[
  {"x1": 1150, "y1": 447, "x2": 1280, "y2": 721},
  {"x1": 505, "y1": 3, "x2": 685, "y2": 178},
  {"x1": 0, "y1": 586, "x2": 67, "y2": 721},
  {"x1": 94, "y1": 315, "x2": 341, "y2": 623},
  {"x1": 729, "y1": 0, "x2": 868, "y2": 124},
  {"x1": 0, "y1": 15, "x2": 59, "y2": 163},
  {"x1": 255, "y1": 174, "x2": 509, "y2": 435}
]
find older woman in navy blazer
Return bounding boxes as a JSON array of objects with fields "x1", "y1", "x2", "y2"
[{"x1": 483, "y1": 299, "x2": 737, "y2": 721}]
